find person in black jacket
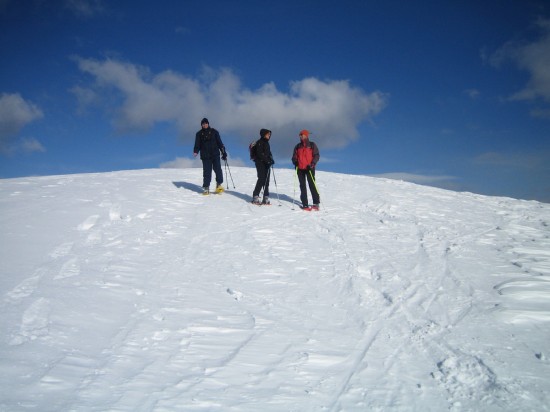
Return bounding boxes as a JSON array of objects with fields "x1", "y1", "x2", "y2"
[
  {"x1": 252, "y1": 128, "x2": 274, "y2": 204},
  {"x1": 193, "y1": 118, "x2": 227, "y2": 194}
]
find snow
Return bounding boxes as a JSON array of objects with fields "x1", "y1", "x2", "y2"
[{"x1": 1, "y1": 167, "x2": 549, "y2": 411}]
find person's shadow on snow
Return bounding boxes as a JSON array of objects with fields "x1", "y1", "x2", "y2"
[
  {"x1": 172, "y1": 181, "x2": 251, "y2": 203},
  {"x1": 224, "y1": 189, "x2": 297, "y2": 205},
  {"x1": 172, "y1": 181, "x2": 203, "y2": 193}
]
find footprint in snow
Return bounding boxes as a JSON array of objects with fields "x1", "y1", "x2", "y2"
[
  {"x1": 54, "y1": 257, "x2": 81, "y2": 280},
  {"x1": 431, "y1": 354, "x2": 500, "y2": 402},
  {"x1": 227, "y1": 288, "x2": 244, "y2": 301},
  {"x1": 77, "y1": 215, "x2": 99, "y2": 231},
  {"x1": 3, "y1": 268, "x2": 45, "y2": 303},
  {"x1": 49, "y1": 242, "x2": 74, "y2": 259},
  {"x1": 9, "y1": 297, "x2": 51, "y2": 346}
]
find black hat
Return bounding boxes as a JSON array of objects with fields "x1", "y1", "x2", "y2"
[
  {"x1": 201, "y1": 118, "x2": 209, "y2": 125},
  {"x1": 260, "y1": 128, "x2": 271, "y2": 138}
]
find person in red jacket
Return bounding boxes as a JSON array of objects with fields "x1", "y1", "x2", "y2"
[{"x1": 291, "y1": 130, "x2": 320, "y2": 210}]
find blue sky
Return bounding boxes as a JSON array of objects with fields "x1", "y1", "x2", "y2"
[{"x1": 1, "y1": 0, "x2": 549, "y2": 202}]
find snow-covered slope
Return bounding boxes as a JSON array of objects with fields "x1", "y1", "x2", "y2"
[{"x1": 1, "y1": 167, "x2": 549, "y2": 411}]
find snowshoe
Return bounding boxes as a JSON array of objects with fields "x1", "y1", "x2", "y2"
[
  {"x1": 215, "y1": 184, "x2": 224, "y2": 194},
  {"x1": 202, "y1": 187, "x2": 210, "y2": 195}
]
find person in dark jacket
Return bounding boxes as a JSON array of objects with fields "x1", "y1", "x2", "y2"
[
  {"x1": 252, "y1": 128, "x2": 274, "y2": 205},
  {"x1": 193, "y1": 118, "x2": 227, "y2": 194},
  {"x1": 291, "y1": 129, "x2": 320, "y2": 210}
]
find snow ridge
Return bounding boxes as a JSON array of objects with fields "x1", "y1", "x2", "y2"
[{"x1": 1, "y1": 168, "x2": 549, "y2": 411}]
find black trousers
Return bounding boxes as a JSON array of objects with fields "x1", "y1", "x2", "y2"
[
  {"x1": 202, "y1": 157, "x2": 223, "y2": 188},
  {"x1": 253, "y1": 162, "x2": 270, "y2": 197},
  {"x1": 297, "y1": 168, "x2": 320, "y2": 206}
]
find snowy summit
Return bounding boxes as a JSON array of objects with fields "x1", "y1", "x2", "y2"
[{"x1": 1, "y1": 167, "x2": 549, "y2": 411}]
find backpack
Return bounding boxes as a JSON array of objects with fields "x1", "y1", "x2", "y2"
[{"x1": 249, "y1": 140, "x2": 258, "y2": 161}]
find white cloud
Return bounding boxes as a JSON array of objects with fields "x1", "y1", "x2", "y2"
[
  {"x1": 490, "y1": 18, "x2": 550, "y2": 105},
  {"x1": 473, "y1": 151, "x2": 547, "y2": 170},
  {"x1": 160, "y1": 157, "x2": 202, "y2": 169},
  {"x1": 64, "y1": 0, "x2": 104, "y2": 18},
  {"x1": 175, "y1": 26, "x2": 190, "y2": 35},
  {"x1": 21, "y1": 137, "x2": 46, "y2": 153},
  {"x1": 370, "y1": 172, "x2": 462, "y2": 192},
  {"x1": 464, "y1": 88, "x2": 480, "y2": 99},
  {"x1": 160, "y1": 156, "x2": 246, "y2": 169},
  {"x1": 531, "y1": 107, "x2": 550, "y2": 119},
  {"x1": 70, "y1": 85, "x2": 99, "y2": 114},
  {"x1": 74, "y1": 57, "x2": 388, "y2": 154},
  {"x1": 0, "y1": 93, "x2": 44, "y2": 153},
  {"x1": 371, "y1": 172, "x2": 457, "y2": 185}
]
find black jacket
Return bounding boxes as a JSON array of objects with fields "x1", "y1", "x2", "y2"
[
  {"x1": 254, "y1": 136, "x2": 273, "y2": 165},
  {"x1": 194, "y1": 127, "x2": 225, "y2": 160}
]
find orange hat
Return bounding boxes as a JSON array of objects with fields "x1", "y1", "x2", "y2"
[{"x1": 299, "y1": 130, "x2": 309, "y2": 138}]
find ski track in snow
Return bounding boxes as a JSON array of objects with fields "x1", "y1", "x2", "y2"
[{"x1": 1, "y1": 168, "x2": 549, "y2": 411}]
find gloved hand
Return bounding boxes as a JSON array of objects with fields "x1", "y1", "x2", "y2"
[
  {"x1": 221, "y1": 148, "x2": 227, "y2": 160},
  {"x1": 306, "y1": 164, "x2": 314, "y2": 171},
  {"x1": 268, "y1": 157, "x2": 274, "y2": 166}
]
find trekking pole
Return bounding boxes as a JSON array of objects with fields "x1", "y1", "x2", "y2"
[
  {"x1": 224, "y1": 160, "x2": 228, "y2": 189},
  {"x1": 270, "y1": 166, "x2": 282, "y2": 206},
  {"x1": 292, "y1": 167, "x2": 298, "y2": 210},
  {"x1": 309, "y1": 169, "x2": 321, "y2": 200},
  {"x1": 224, "y1": 159, "x2": 236, "y2": 189}
]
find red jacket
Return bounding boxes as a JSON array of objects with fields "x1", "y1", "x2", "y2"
[{"x1": 292, "y1": 139, "x2": 320, "y2": 170}]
